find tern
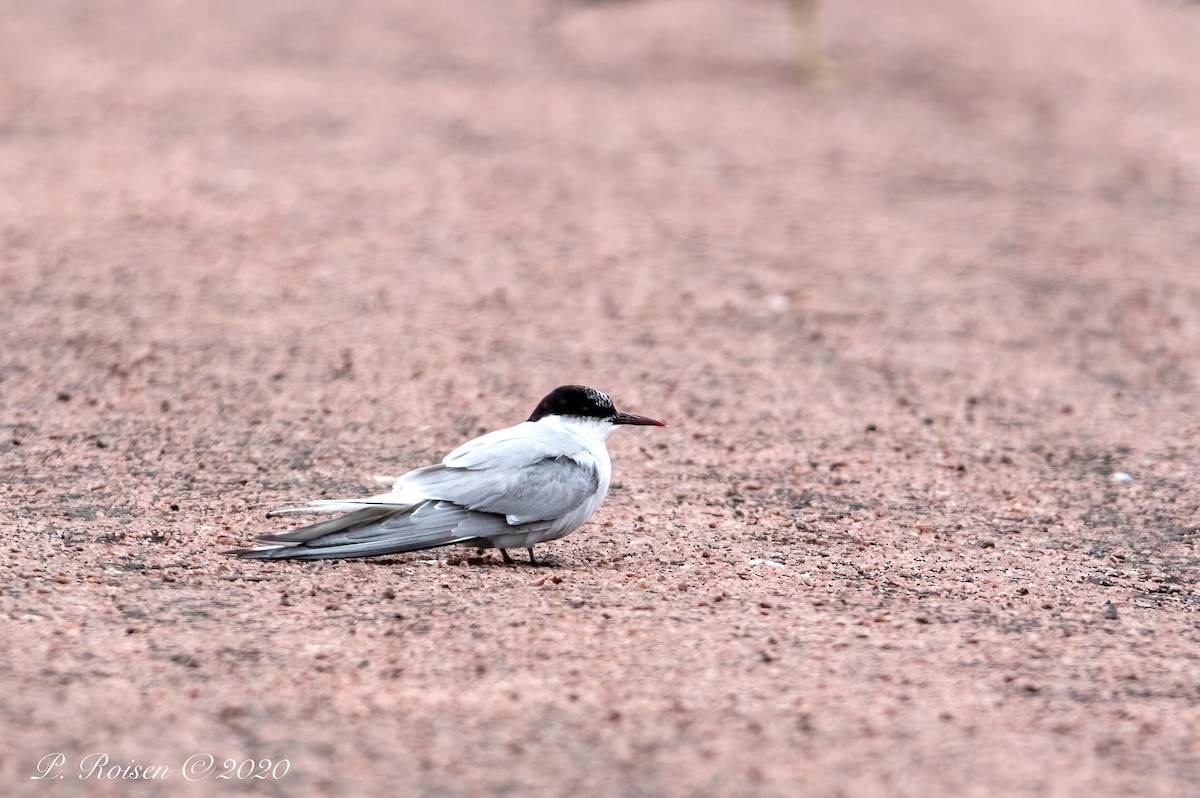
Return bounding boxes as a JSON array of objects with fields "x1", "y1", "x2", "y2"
[{"x1": 228, "y1": 385, "x2": 666, "y2": 564}]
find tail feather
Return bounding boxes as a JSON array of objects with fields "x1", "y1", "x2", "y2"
[
  {"x1": 257, "y1": 505, "x2": 396, "y2": 544},
  {"x1": 227, "y1": 499, "x2": 532, "y2": 561},
  {"x1": 264, "y1": 497, "x2": 399, "y2": 518}
]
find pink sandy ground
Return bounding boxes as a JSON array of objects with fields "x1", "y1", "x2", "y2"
[{"x1": 2, "y1": 1, "x2": 1199, "y2": 795}]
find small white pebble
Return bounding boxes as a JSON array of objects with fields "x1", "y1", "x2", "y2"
[
  {"x1": 766, "y1": 294, "x2": 789, "y2": 313},
  {"x1": 1111, "y1": 472, "x2": 1133, "y2": 483},
  {"x1": 748, "y1": 558, "x2": 786, "y2": 568}
]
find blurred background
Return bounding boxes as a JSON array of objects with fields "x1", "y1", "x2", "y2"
[{"x1": 4, "y1": 0, "x2": 1199, "y2": 450}]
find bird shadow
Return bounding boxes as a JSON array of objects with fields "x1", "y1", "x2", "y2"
[{"x1": 466, "y1": 553, "x2": 565, "y2": 568}]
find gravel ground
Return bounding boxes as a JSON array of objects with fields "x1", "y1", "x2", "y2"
[{"x1": 2, "y1": 1, "x2": 1199, "y2": 795}]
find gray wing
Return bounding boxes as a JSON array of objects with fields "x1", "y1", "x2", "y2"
[
  {"x1": 440, "y1": 421, "x2": 586, "y2": 470},
  {"x1": 231, "y1": 500, "x2": 553, "y2": 560},
  {"x1": 402, "y1": 454, "x2": 600, "y2": 524}
]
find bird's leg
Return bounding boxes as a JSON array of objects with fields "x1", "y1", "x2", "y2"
[
  {"x1": 500, "y1": 549, "x2": 514, "y2": 564},
  {"x1": 527, "y1": 547, "x2": 538, "y2": 565}
]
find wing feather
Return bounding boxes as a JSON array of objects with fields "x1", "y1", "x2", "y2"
[
  {"x1": 395, "y1": 455, "x2": 597, "y2": 523},
  {"x1": 388, "y1": 421, "x2": 600, "y2": 523}
]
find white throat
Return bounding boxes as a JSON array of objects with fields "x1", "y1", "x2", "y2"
[{"x1": 540, "y1": 414, "x2": 616, "y2": 442}]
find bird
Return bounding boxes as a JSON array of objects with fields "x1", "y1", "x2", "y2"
[{"x1": 227, "y1": 385, "x2": 666, "y2": 565}]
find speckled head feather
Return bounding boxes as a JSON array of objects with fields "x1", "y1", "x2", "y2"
[{"x1": 528, "y1": 385, "x2": 616, "y2": 422}]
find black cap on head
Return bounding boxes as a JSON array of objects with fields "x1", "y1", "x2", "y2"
[
  {"x1": 528, "y1": 385, "x2": 666, "y2": 427},
  {"x1": 528, "y1": 385, "x2": 616, "y2": 422}
]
